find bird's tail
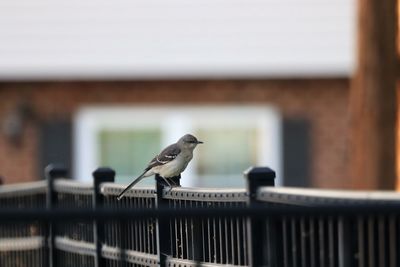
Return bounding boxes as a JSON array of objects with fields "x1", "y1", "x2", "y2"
[{"x1": 117, "y1": 170, "x2": 147, "y2": 200}]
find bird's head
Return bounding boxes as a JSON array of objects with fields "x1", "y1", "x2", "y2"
[{"x1": 178, "y1": 134, "x2": 203, "y2": 149}]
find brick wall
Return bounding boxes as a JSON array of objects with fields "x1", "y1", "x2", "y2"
[{"x1": 0, "y1": 79, "x2": 350, "y2": 188}]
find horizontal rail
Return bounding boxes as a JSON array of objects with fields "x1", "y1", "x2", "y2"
[
  {"x1": 166, "y1": 258, "x2": 248, "y2": 267},
  {"x1": 162, "y1": 187, "x2": 248, "y2": 202},
  {"x1": 258, "y1": 187, "x2": 400, "y2": 205},
  {"x1": 2, "y1": 205, "x2": 400, "y2": 221},
  {"x1": 102, "y1": 245, "x2": 158, "y2": 266},
  {"x1": 53, "y1": 179, "x2": 94, "y2": 195},
  {"x1": 0, "y1": 181, "x2": 46, "y2": 196},
  {"x1": 100, "y1": 183, "x2": 156, "y2": 198},
  {"x1": 54, "y1": 236, "x2": 96, "y2": 256},
  {"x1": 0, "y1": 236, "x2": 44, "y2": 251}
]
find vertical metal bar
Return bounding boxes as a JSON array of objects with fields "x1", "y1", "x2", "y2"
[
  {"x1": 202, "y1": 201, "x2": 206, "y2": 262},
  {"x1": 236, "y1": 213, "x2": 242, "y2": 265},
  {"x1": 328, "y1": 217, "x2": 334, "y2": 267},
  {"x1": 300, "y1": 217, "x2": 307, "y2": 267},
  {"x1": 146, "y1": 198, "x2": 154, "y2": 254},
  {"x1": 121, "y1": 198, "x2": 128, "y2": 264},
  {"x1": 169, "y1": 199, "x2": 174, "y2": 257},
  {"x1": 147, "y1": 197, "x2": 151, "y2": 254},
  {"x1": 93, "y1": 167, "x2": 116, "y2": 267},
  {"x1": 190, "y1": 200, "x2": 195, "y2": 260},
  {"x1": 180, "y1": 199, "x2": 185, "y2": 258},
  {"x1": 378, "y1": 216, "x2": 385, "y2": 267},
  {"x1": 142, "y1": 197, "x2": 150, "y2": 253},
  {"x1": 224, "y1": 202, "x2": 229, "y2": 264},
  {"x1": 208, "y1": 212, "x2": 212, "y2": 262},
  {"x1": 39, "y1": 243, "x2": 42, "y2": 267},
  {"x1": 134, "y1": 197, "x2": 138, "y2": 251},
  {"x1": 176, "y1": 199, "x2": 181, "y2": 258},
  {"x1": 291, "y1": 217, "x2": 298, "y2": 267},
  {"x1": 338, "y1": 216, "x2": 351, "y2": 267},
  {"x1": 140, "y1": 197, "x2": 145, "y2": 253},
  {"x1": 125, "y1": 197, "x2": 132, "y2": 252},
  {"x1": 138, "y1": 198, "x2": 143, "y2": 252},
  {"x1": 103, "y1": 196, "x2": 110, "y2": 249},
  {"x1": 282, "y1": 217, "x2": 289, "y2": 267},
  {"x1": 34, "y1": 247, "x2": 37, "y2": 267},
  {"x1": 230, "y1": 209, "x2": 236, "y2": 265},
  {"x1": 213, "y1": 210, "x2": 217, "y2": 263},
  {"x1": 368, "y1": 216, "x2": 375, "y2": 267},
  {"x1": 184, "y1": 200, "x2": 190, "y2": 260},
  {"x1": 319, "y1": 217, "x2": 325, "y2": 267},
  {"x1": 152, "y1": 197, "x2": 157, "y2": 255},
  {"x1": 218, "y1": 202, "x2": 223, "y2": 263},
  {"x1": 242, "y1": 215, "x2": 248, "y2": 266},
  {"x1": 357, "y1": 216, "x2": 365, "y2": 267},
  {"x1": 142, "y1": 197, "x2": 147, "y2": 254},
  {"x1": 309, "y1": 217, "x2": 316, "y2": 267},
  {"x1": 389, "y1": 215, "x2": 396, "y2": 267},
  {"x1": 174, "y1": 199, "x2": 179, "y2": 258},
  {"x1": 112, "y1": 198, "x2": 117, "y2": 248},
  {"x1": 141, "y1": 197, "x2": 146, "y2": 253}
]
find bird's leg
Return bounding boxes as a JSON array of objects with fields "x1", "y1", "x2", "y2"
[
  {"x1": 168, "y1": 175, "x2": 181, "y2": 187},
  {"x1": 168, "y1": 178, "x2": 178, "y2": 186},
  {"x1": 160, "y1": 176, "x2": 173, "y2": 188}
]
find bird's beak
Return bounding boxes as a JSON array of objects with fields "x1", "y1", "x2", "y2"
[{"x1": 197, "y1": 141, "x2": 204, "y2": 144}]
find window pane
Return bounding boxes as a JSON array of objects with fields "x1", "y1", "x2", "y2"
[
  {"x1": 196, "y1": 128, "x2": 258, "y2": 187},
  {"x1": 99, "y1": 129, "x2": 161, "y2": 184}
]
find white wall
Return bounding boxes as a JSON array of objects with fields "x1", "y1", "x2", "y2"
[{"x1": 0, "y1": 0, "x2": 355, "y2": 80}]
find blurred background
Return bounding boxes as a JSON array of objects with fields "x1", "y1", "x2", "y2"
[{"x1": 0, "y1": 0, "x2": 394, "y2": 189}]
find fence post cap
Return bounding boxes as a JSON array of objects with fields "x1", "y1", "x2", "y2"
[
  {"x1": 245, "y1": 166, "x2": 276, "y2": 199},
  {"x1": 45, "y1": 163, "x2": 68, "y2": 179},
  {"x1": 244, "y1": 166, "x2": 276, "y2": 180},
  {"x1": 92, "y1": 167, "x2": 115, "y2": 182}
]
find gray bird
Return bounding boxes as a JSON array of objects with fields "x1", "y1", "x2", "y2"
[{"x1": 117, "y1": 134, "x2": 203, "y2": 200}]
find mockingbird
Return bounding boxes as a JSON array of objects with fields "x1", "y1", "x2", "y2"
[{"x1": 117, "y1": 134, "x2": 203, "y2": 200}]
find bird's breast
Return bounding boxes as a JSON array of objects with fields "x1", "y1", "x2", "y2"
[{"x1": 159, "y1": 153, "x2": 193, "y2": 178}]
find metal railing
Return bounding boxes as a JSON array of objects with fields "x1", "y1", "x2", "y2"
[
  {"x1": 1, "y1": 165, "x2": 400, "y2": 267},
  {"x1": 256, "y1": 187, "x2": 400, "y2": 267},
  {"x1": 101, "y1": 183, "x2": 158, "y2": 266},
  {"x1": 162, "y1": 187, "x2": 248, "y2": 266},
  {"x1": 0, "y1": 180, "x2": 47, "y2": 267}
]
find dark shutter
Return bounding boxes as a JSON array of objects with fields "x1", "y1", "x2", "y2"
[
  {"x1": 39, "y1": 120, "x2": 72, "y2": 178},
  {"x1": 283, "y1": 118, "x2": 311, "y2": 187}
]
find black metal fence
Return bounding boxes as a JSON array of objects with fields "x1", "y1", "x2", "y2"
[{"x1": 1, "y1": 165, "x2": 400, "y2": 267}]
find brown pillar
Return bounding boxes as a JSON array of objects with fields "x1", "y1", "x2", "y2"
[{"x1": 349, "y1": 0, "x2": 397, "y2": 189}]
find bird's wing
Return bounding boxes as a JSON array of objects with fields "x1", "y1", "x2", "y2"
[
  {"x1": 146, "y1": 144, "x2": 181, "y2": 170},
  {"x1": 117, "y1": 144, "x2": 181, "y2": 201}
]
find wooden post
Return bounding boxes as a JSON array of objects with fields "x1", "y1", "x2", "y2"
[{"x1": 349, "y1": 0, "x2": 397, "y2": 189}]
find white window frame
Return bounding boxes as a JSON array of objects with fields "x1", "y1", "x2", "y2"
[{"x1": 73, "y1": 105, "x2": 282, "y2": 186}]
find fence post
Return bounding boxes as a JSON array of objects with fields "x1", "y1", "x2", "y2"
[
  {"x1": 93, "y1": 167, "x2": 115, "y2": 267},
  {"x1": 244, "y1": 166, "x2": 276, "y2": 267},
  {"x1": 155, "y1": 174, "x2": 177, "y2": 266},
  {"x1": 45, "y1": 164, "x2": 68, "y2": 267}
]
